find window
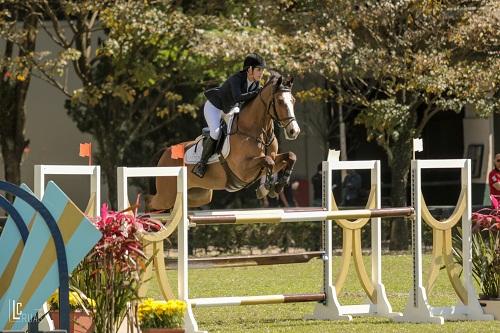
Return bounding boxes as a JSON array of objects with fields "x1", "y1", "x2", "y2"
[{"x1": 466, "y1": 144, "x2": 484, "y2": 178}]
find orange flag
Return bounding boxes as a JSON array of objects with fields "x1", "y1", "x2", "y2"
[
  {"x1": 79, "y1": 142, "x2": 92, "y2": 165},
  {"x1": 79, "y1": 143, "x2": 91, "y2": 157},
  {"x1": 171, "y1": 144, "x2": 185, "y2": 160}
]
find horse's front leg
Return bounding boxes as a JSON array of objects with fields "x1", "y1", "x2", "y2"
[
  {"x1": 254, "y1": 155, "x2": 275, "y2": 199},
  {"x1": 271, "y1": 151, "x2": 297, "y2": 194}
]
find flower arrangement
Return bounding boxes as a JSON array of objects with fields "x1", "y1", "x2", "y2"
[
  {"x1": 469, "y1": 208, "x2": 500, "y2": 299},
  {"x1": 48, "y1": 290, "x2": 95, "y2": 312},
  {"x1": 48, "y1": 290, "x2": 96, "y2": 332},
  {"x1": 70, "y1": 203, "x2": 161, "y2": 333},
  {"x1": 138, "y1": 299, "x2": 186, "y2": 330}
]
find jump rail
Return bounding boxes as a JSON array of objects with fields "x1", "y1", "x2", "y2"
[
  {"x1": 187, "y1": 207, "x2": 413, "y2": 225},
  {"x1": 165, "y1": 251, "x2": 324, "y2": 269}
]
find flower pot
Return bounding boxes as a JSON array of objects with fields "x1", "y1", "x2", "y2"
[
  {"x1": 479, "y1": 298, "x2": 500, "y2": 320},
  {"x1": 141, "y1": 329, "x2": 185, "y2": 333},
  {"x1": 50, "y1": 310, "x2": 94, "y2": 333}
]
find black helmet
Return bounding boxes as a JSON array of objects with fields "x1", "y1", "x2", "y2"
[{"x1": 243, "y1": 53, "x2": 266, "y2": 69}]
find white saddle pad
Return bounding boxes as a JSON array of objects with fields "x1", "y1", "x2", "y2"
[{"x1": 184, "y1": 111, "x2": 237, "y2": 165}]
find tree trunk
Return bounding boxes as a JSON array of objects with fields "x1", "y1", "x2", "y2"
[
  {"x1": 0, "y1": 13, "x2": 36, "y2": 193},
  {"x1": 0, "y1": 75, "x2": 31, "y2": 189},
  {"x1": 99, "y1": 147, "x2": 120, "y2": 210},
  {"x1": 388, "y1": 109, "x2": 416, "y2": 250},
  {"x1": 388, "y1": 144, "x2": 411, "y2": 250}
]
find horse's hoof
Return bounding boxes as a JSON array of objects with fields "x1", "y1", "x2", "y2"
[
  {"x1": 256, "y1": 185, "x2": 269, "y2": 199},
  {"x1": 268, "y1": 189, "x2": 278, "y2": 199}
]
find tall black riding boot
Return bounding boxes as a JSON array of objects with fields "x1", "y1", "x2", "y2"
[{"x1": 192, "y1": 137, "x2": 217, "y2": 178}]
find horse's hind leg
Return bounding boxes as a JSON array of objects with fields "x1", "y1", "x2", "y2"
[{"x1": 188, "y1": 188, "x2": 213, "y2": 208}]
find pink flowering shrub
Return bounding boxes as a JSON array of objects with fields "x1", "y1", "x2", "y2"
[
  {"x1": 468, "y1": 208, "x2": 500, "y2": 299},
  {"x1": 71, "y1": 204, "x2": 162, "y2": 333}
]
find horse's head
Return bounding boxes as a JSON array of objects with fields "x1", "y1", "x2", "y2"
[{"x1": 262, "y1": 75, "x2": 300, "y2": 140}]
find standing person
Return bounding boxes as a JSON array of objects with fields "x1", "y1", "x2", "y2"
[
  {"x1": 311, "y1": 162, "x2": 322, "y2": 207},
  {"x1": 192, "y1": 53, "x2": 266, "y2": 178},
  {"x1": 488, "y1": 153, "x2": 500, "y2": 207},
  {"x1": 341, "y1": 169, "x2": 362, "y2": 206}
]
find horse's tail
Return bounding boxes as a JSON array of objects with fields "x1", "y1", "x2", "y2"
[
  {"x1": 151, "y1": 146, "x2": 168, "y2": 167},
  {"x1": 148, "y1": 146, "x2": 169, "y2": 195}
]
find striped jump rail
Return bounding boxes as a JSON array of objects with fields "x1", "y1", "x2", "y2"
[
  {"x1": 191, "y1": 293, "x2": 326, "y2": 307},
  {"x1": 165, "y1": 251, "x2": 324, "y2": 269},
  {"x1": 188, "y1": 207, "x2": 414, "y2": 226}
]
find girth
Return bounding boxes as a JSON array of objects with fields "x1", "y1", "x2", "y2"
[{"x1": 218, "y1": 155, "x2": 263, "y2": 192}]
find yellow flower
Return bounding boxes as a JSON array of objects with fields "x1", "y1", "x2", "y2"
[
  {"x1": 48, "y1": 290, "x2": 95, "y2": 311},
  {"x1": 138, "y1": 298, "x2": 186, "y2": 329}
]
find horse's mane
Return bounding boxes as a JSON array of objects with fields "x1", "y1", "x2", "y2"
[
  {"x1": 241, "y1": 70, "x2": 289, "y2": 112},
  {"x1": 262, "y1": 70, "x2": 281, "y2": 89}
]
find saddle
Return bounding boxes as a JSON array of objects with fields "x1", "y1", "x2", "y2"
[
  {"x1": 184, "y1": 112, "x2": 235, "y2": 165},
  {"x1": 185, "y1": 109, "x2": 262, "y2": 191}
]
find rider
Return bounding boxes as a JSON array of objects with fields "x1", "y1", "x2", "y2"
[{"x1": 192, "y1": 53, "x2": 266, "y2": 178}]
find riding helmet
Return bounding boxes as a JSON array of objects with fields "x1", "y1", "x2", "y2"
[{"x1": 243, "y1": 53, "x2": 266, "y2": 69}]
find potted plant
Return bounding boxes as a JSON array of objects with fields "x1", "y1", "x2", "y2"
[
  {"x1": 455, "y1": 208, "x2": 500, "y2": 319},
  {"x1": 470, "y1": 208, "x2": 500, "y2": 319},
  {"x1": 48, "y1": 290, "x2": 95, "y2": 333},
  {"x1": 70, "y1": 203, "x2": 161, "y2": 333},
  {"x1": 138, "y1": 298, "x2": 186, "y2": 333}
]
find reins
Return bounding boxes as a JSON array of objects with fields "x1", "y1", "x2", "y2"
[{"x1": 229, "y1": 78, "x2": 295, "y2": 152}]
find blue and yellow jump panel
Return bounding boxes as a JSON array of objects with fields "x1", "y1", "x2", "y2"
[{"x1": 0, "y1": 181, "x2": 102, "y2": 332}]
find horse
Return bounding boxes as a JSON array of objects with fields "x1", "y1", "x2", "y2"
[{"x1": 148, "y1": 74, "x2": 300, "y2": 210}]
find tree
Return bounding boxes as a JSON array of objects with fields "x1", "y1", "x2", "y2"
[
  {"x1": 344, "y1": 1, "x2": 499, "y2": 249},
  {"x1": 249, "y1": 0, "x2": 499, "y2": 249},
  {"x1": 4, "y1": 0, "x2": 210, "y2": 207},
  {"x1": 0, "y1": 1, "x2": 79, "y2": 188},
  {"x1": 61, "y1": 1, "x2": 206, "y2": 206}
]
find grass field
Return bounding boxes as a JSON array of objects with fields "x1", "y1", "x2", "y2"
[{"x1": 147, "y1": 254, "x2": 500, "y2": 332}]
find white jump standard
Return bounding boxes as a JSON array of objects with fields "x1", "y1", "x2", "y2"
[
  {"x1": 34, "y1": 164, "x2": 101, "y2": 217},
  {"x1": 396, "y1": 159, "x2": 494, "y2": 323}
]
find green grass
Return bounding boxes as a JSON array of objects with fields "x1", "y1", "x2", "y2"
[{"x1": 146, "y1": 254, "x2": 500, "y2": 332}]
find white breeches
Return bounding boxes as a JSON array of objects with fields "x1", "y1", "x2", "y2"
[{"x1": 204, "y1": 100, "x2": 223, "y2": 140}]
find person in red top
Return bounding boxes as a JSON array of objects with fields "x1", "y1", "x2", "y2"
[{"x1": 488, "y1": 154, "x2": 500, "y2": 206}]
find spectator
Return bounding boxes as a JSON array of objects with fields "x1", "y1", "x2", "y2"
[
  {"x1": 488, "y1": 153, "x2": 500, "y2": 207},
  {"x1": 341, "y1": 169, "x2": 362, "y2": 206},
  {"x1": 311, "y1": 162, "x2": 322, "y2": 207}
]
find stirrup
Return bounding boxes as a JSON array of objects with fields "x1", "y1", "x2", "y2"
[{"x1": 192, "y1": 162, "x2": 207, "y2": 178}]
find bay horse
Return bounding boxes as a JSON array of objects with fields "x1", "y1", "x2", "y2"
[{"x1": 149, "y1": 75, "x2": 300, "y2": 210}]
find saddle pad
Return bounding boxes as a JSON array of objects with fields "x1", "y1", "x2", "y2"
[{"x1": 184, "y1": 111, "x2": 236, "y2": 165}]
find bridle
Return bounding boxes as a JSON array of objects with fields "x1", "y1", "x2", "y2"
[{"x1": 259, "y1": 83, "x2": 296, "y2": 129}]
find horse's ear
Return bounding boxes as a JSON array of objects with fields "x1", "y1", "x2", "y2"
[
  {"x1": 285, "y1": 76, "x2": 294, "y2": 87},
  {"x1": 276, "y1": 76, "x2": 283, "y2": 87}
]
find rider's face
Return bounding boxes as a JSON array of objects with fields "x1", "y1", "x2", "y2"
[{"x1": 248, "y1": 67, "x2": 264, "y2": 82}]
